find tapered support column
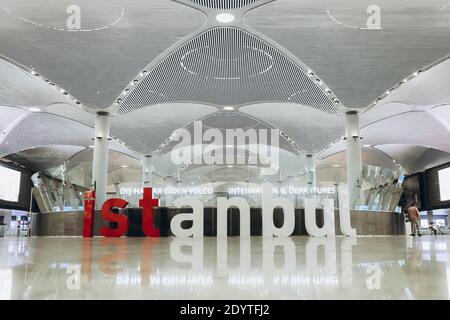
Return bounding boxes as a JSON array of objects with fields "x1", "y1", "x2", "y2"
[
  {"x1": 306, "y1": 154, "x2": 316, "y2": 187},
  {"x1": 142, "y1": 155, "x2": 153, "y2": 188},
  {"x1": 345, "y1": 111, "x2": 362, "y2": 207},
  {"x1": 92, "y1": 112, "x2": 110, "y2": 208}
]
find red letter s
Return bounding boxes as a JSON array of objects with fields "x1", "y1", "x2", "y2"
[{"x1": 100, "y1": 199, "x2": 129, "y2": 237}]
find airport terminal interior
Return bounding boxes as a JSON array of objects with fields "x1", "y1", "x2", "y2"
[{"x1": 1, "y1": 0, "x2": 450, "y2": 300}]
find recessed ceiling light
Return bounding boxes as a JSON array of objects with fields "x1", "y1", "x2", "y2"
[
  {"x1": 121, "y1": 165, "x2": 129, "y2": 168},
  {"x1": 216, "y1": 13, "x2": 234, "y2": 24},
  {"x1": 28, "y1": 107, "x2": 41, "y2": 112},
  {"x1": 89, "y1": 145, "x2": 94, "y2": 148},
  {"x1": 223, "y1": 106, "x2": 234, "y2": 111},
  {"x1": 363, "y1": 144, "x2": 372, "y2": 147}
]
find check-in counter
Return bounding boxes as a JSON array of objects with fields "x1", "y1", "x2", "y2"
[{"x1": 31, "y1": 207, "x2": 406, "y2": 236}]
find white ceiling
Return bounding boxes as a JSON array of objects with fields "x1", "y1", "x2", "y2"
[
  {"x1": 1, "y1": 0, "x2": 449, "y2": 109},
  {"x1": 241, "y1": 103, "x2": 345, "y2": 153},
  {"x1": 5, "y1": 145, "x2": 87, "y2": 172},
  {"x1": 109, "y1": 103, "x2": 218, "y2": 154},
  {"x1": 0, "y1": 0, "x2": 449, "y2": 178},
  {"x1": 114, "y1": 26, "x2": 340, "y2": 114},
  {"x1": 0, "y1": 0, "x2": 204, "y2": 109},
  {"x1": 247, "y1": 0, "x2": 450, "y2": 107}
]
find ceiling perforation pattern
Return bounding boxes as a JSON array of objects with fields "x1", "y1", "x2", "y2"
[
  {"x1": 185, "y1": 0, "x2": 263, "y2": 10},
  {"x1": 117, "y1": 27, "x2": 337, "y2": 115}
]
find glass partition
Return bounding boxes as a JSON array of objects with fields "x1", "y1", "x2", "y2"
[
  {"x1": 33, "y1": 160, "x2": 404, "y2": 213},
  {"x1": 353, "y1": 164, "x2": 404, "y2": 212}
]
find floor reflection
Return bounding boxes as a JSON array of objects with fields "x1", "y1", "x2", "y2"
[{"x1": 0, "y1": 236, "x2": 449, "y2": 299}]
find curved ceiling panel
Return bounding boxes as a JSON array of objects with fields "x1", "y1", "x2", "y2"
[
  {"x1": 0, "y1": 0, "x2": 204, "y2": 108},
  {"x1": 106, "y1": 167, "x2": 143, "y2": 186},
  {"x1": 322, "y1": 109, "x2": 450, "y2": 164},
  {"x1": 246, "y1": 0, "x2": 450, "y2": 108},
  {"x1": 149, "y1": 141, "x2": 305, "y2": 179},
  {"x1": 0, "y1": 105, "x2": 25, "y2": 134},
  {"x1": 361, "y1": 102, "x2": 415, "y2": 127},
  {"x1": 368, "y1": 56, "x2": 450, "y2": 110},
  {"x1": 412, "y1": 148, "x2": 450, "y2": 173},
  {"x1": 374, "y1": 144, "x2": 429, "y2": 174},
  {"x1": 5, "y1": 145, "x2": 86, "y2": 172},
  {"x1": 110, "y1": 103, "x2": 217, "y2": 155},
  {"x1": 373, "y1": 145, "x2": 450, "y2": 175},
  {"x1": 64, "y1": 148, "x2": 140, "y2": 171},
  {"x1": 0, "y1": 57, "x2": 77, "y2": 108},
  {"x1": 116, "y1": 27, "x2": 338, "y2": 115},
  {"x1": 0, "y1": 112, "x2": 94, "y2": 157},
  {"x1": 319, "y1": 147, "x2": 398, "y2": 172},
  {"x1": 176, "y1": 147, "x2": 306, "y2": 180},
  {"x1": 241, "y1": 103, "x2": 345, "y2": 153},
  {"x1": 361, "y1": 111, "x2": 450, "y2": 152},
  {"x1": 43, "y1": 103, "x2": 95, "y2": 127},
  {"x1": 431, "y1": 104, "x2": 450, "y2": 126},
  {"x1": 41, "y1": 149, "x2": 142, "y2": 187},
  {"x1": 183, "y1": 0, "x2": 264, "y2": 10},
  {"x1": 157, "y1": 112, "x2": 300, "y2": 155},
  {"x1": 202, "y1": 111, "x2": 262, "y2": 129}
]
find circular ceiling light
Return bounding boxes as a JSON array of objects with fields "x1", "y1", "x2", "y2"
[
  {"x1": 28, "y1": 107, "x2": 41, "y2": 112},
  {"x1": 216, "y1": 13, "x2": 235, "y2": 24},
  {"x1": 223, "y1": 106, "x2": 234, "y2": 111}
]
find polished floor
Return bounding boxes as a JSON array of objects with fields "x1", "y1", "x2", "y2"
[{"x1": 0, "y1": 235, "x2": 449, "y2": 300}]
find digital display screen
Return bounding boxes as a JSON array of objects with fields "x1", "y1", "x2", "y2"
[
  {"x1": 438, "y1": 167, "x2": 450, "y2": 202},
  {"x1": 0, "y1": 166, "x2": 21, "y2": 202}
]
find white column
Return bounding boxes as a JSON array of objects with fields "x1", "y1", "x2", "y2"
[
  {"x1": 142, "y1": 155, "x2": 153, "y2": 188},
  {"x1": 306, "y1": 154, "x2": 316, "y2": 187},
  {"x1": 345, "y1": 111, "x2": 362, "y2": 207},
  {"x1": 92, "y1": 112, "x2": 110, "y2": 208},
  {"x1": 165, "y1": 177, "x2": 175, "y2": 207}
]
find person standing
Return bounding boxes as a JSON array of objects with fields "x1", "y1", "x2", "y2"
[{"x1": 407, "y1": 202, "x2": 422, "y2": 237}]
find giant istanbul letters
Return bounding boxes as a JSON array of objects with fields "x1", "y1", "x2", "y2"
[{"x1": 83, "y1": 184, "x2": 356, "y2": 238}]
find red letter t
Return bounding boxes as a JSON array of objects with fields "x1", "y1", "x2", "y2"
[{"x1": 139, "y1": 188, "x2": 160, "y2": 237}]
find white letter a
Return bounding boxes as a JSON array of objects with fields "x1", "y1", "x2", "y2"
[{"x1": 66, "y1": 5, "x2": 81, "y2": 30}]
